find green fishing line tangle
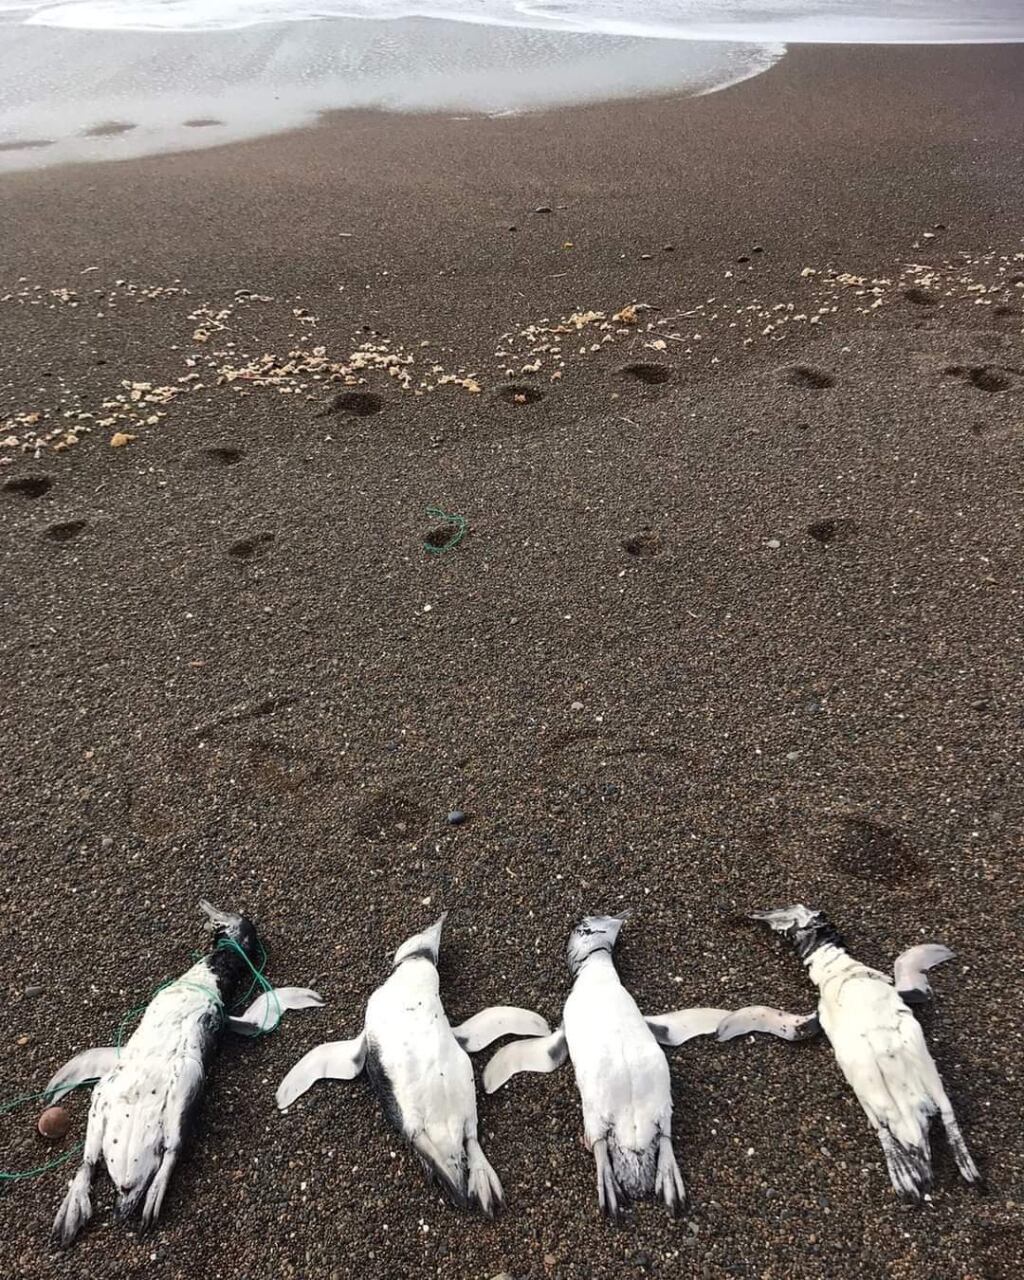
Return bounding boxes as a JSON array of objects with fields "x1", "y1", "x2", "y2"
[{"x1": 424, "y1": 506, "x2": 468, "y2": 555}]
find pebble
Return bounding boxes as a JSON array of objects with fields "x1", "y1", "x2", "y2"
[
  {"x1": 101, "y1": 835, "x2": 114, "y2": 850},
  {"x1": 24, "y1": 985, "x2": 43, "y2": 998},
  {"x1": 640, "y1": 254, "x2": 653, "y2": 260},
  {"x1": 17, "y1": 1034, "x2": 32, "y2": 1046},
  {"x1": 765, "y1": 539, "x2": 781, "y2": 549},
  {"x1": 534, "y1": 205, "x2": 553, "y2": 214},
  {"x1": 38, "y1": 1106, "x2": 71, "y2": 1140},
  {"x1": 663, "y1": 244, "x2": 675, "y2": 251},
  {"x1": 446, "y1": 810, "x2": 467, "y2": 826}
]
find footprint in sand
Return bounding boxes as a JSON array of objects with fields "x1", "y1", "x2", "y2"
[
  {"x1": 4, "y1": 474, "x2": 53, "y2": 499},
  {"x1": 807, "y1": 517, "x2": 857, "y2": 546},
  {"x1": 83, "y1": 122, "x2": 137, "y2": 138},
  {"x1": 202, "y1": 445, "x2": 243, "y2": 466},
  {"x1": 315, "y1": 390, "x2": 384, "y2": 418},
  {"x1": 943, "y1": 364, "x2": 1019, "y2": 393},
  {"x1": 495, "y1": 384, "x2": 545, "y2": 406},
  {"x1": 903, "y1": 286, "x2": 938, "y2": 307},
  {"x1": 621, "y1": 529, "x2": 662, "y2": 558},
  {"x1": 832, "y1": 817, "x2": 923, "y2": 886},
  {"x1": 0, "y1": 138, "x2": 54, "y2": 152},
  {"x1": 618, "y1": 362, "x2": 673, "y2": 386},
  {"x1": 44, "y1": 519, "x2": 87, "y2": 543},
  {"x1": 354, "y1": 789, "x2": 430, "y2": 841},
  {"x1": 777, "y1": 364, "x2": 835, "y2": 389},
  {"x1": 228, "y1": 531, "x2": 275, "y2": 561}
]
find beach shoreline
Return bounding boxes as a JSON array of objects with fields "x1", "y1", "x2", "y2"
[{"x1": 2, "y1": 40, "x2": 1023, "y2": 1280}]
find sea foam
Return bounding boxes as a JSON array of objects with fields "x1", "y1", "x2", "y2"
[{"x1": 4, "y1": 0, "x2": 1024, "y2": 41}]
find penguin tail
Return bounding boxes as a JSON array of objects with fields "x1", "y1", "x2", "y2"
[
  {"x1": 878, "y1": 1127, "x2": 932, "y2": 1202},
  {"x1": 607, "y1": 1134, "x2": 658, "y2": 1201},
  {"x1": 411, "y1": 1132, "x2": 471, "y2": 1210},
  {"x1": 939, "y1": 1105, "x2": 981, "y2": 1187}
]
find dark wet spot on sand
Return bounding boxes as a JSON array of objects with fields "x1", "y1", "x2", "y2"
[
  {"x1": 496, "y1": 384, "x2": 544, "y2": 406},
  {"x1": 183, "y1": 119, "x2": 223, "y2": 129},
  {"x1": 83, "y1": 121, "x2": 137, "y2": 138},
  {"x1": 228, "y1": 531, "x2": 275, "y2": 560},
  {"x1": 619, "y1": 362, "x2": 672, "y2": 385},
  {"x1": 0, "y1": 138, "x2": 54, "y2": 152},
  {"x1": 4, "y1": 474, "x2": 53, "y2": 499},
  {"x1": 778, "y1": 364, "x2": 835, "y2": 389},
  {"x1": 354, "y1": 789, "x2": 430, "y2": 841},
  {"x1": 834, "y1": 818, "x2": 923, "y2": 885},
  {"x1": 903, "y1": 287, "x2": 937, "y2": 306},
  {"x1": 203, "y1": 445, "x2": 242, "y2": 466},
  {"x1": 316, "y1": 390, "x2": 383, "y2": 418},
  {"x1": 45, "y1": 519, "x2": 87, "y2": 543},
  {"x1": 807, "y1": 517, "x2": 857, "y2": 546},
  {"x1": 622, "y1": 530, "x2": 661, "y2": 557},
  {"x1": 993, "y1": 305, "x2": 1021, "y2": 317}
]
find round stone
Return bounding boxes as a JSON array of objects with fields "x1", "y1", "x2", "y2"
[
  {"x1": 38, "y1": 1106, "x2": 71, "y2": 1140},
  {"x1": 447, "y1": 810, "x2": 467, "y2": 826}
]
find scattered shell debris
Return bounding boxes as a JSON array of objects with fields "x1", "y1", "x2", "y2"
[{"x1": 2, "y1": 247, "x2": 1022, "y2": 465}]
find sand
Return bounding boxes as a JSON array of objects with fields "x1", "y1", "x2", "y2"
[{"x1": 1, "y1": 40, "x2": 1023, "y2": 1280}]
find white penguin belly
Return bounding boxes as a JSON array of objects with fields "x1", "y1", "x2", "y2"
[
  {"x1": 564, "y1": 971, "x2": 670, "y2": 1149},
  {"x1": 99, "y1": 963, "x2": 219, "y2": 1191},
  {"x1": 819, "y1": 971, "x2": 941, "y2": 1145},
  {"x1": 365, "y1": 962, "x2": 475, "y2": 1145}
]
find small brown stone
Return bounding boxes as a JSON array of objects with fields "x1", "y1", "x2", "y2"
[{"x1": 38, "y1": 1106, "x2": 71, "y2": 1140}]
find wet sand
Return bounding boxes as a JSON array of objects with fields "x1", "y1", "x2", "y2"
[{"x1": 1, "y1": 42, "x2": 1023, "y2": 1280}]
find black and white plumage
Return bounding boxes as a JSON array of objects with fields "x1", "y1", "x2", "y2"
[
  {"x1": 276, "y1": 912, "x2": 550, "y2": 1216},
  {"x1": 484, "y1": 913, "x2": 728, "y2": 1218},
  {"x1": 46, "y1": 900, "x2": 323, "y2": 1247},
  {"x1": 717, "y1": 904, "x2": 981, "y2": 1202}
]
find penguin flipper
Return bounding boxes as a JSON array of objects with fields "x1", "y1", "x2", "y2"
[
  {"x1": 452, "y1": 1006, "x2": 551, "y2": 1053},
  {"x1": 645, "y1": 1007, "x2": 733, "y2": 1047},
  {"x1": 228, "y1": 986, "x2": 325, "y2": 1037},
  {"x1": 276, "y1": 1033, "x2": 366, "y2": 1109},
  {"x1": 483, "y1": 1027, "x2": 567, "y2": 1093},
  {"x1": 44, "y1": 1047, "x2": 118, "y2": 1103},
  {"x1": 893, "y1": 943, "x2": 954, "y2": 1005},
  {"x1": 717, "y1": 1006, "x2": 820, "y2": 1042}
]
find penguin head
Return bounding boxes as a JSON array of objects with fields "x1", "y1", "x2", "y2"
[
  {"x1": 567, "y1": 911, "x2": 630, "y2": 975},
  {"x1": 750, "y1": 904, "x2": 840, "y2": 960},
  {"x1": 392, "y1": 912, "x2": 447, "y2": 968},
  {"x1": 199, "y1": 899, "x2": 260, "y2": 961}
]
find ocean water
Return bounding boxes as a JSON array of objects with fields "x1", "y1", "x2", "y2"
[{"x1": 1, "y1": 2, "x2": 1022, "y2": 173}]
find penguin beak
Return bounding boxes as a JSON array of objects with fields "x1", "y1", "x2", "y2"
[{"x1": 199, "y1": 899, "x2": 243, "y2": 933}]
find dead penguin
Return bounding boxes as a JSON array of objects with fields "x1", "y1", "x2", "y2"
[
  {"x1": 46, "y1": 900, "x2": 323, "y2": 1247},
  {"x1": 484, "y1": 913, "x2": 728, "y2": 1217},
  {"x1": 276, "y1": 912, "x2": 549, "y2": 1216},
  {"x1": 718, "y1": 904, "x2": 981, "y2": 1202}
]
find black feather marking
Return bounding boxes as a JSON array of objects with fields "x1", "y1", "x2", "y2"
[{"x1": 363, "y1": 1043, "x2": 471, "y2": 1210}]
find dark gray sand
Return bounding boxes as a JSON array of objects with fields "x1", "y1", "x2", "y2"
[{"x1": 2, "y1": 42, "x2": 1023, "y2": 1280}]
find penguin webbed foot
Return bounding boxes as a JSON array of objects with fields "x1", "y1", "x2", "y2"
[
  {"x1": 593, "y1": 1138, "x2": 621, "y2": 1220},
  {"x1": 654, "y1": 1136, "x2": 687, "y2": 1217},
  {"x1": 466, "y1": 1138, "x2": 504, "y2": 1218},
  {"x1": 878, "y1": 1128, "x2": 933, "y2": 1204},
  {"x1": 51, "y1": 1163, "x2": 95, "y2": 1249}
]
